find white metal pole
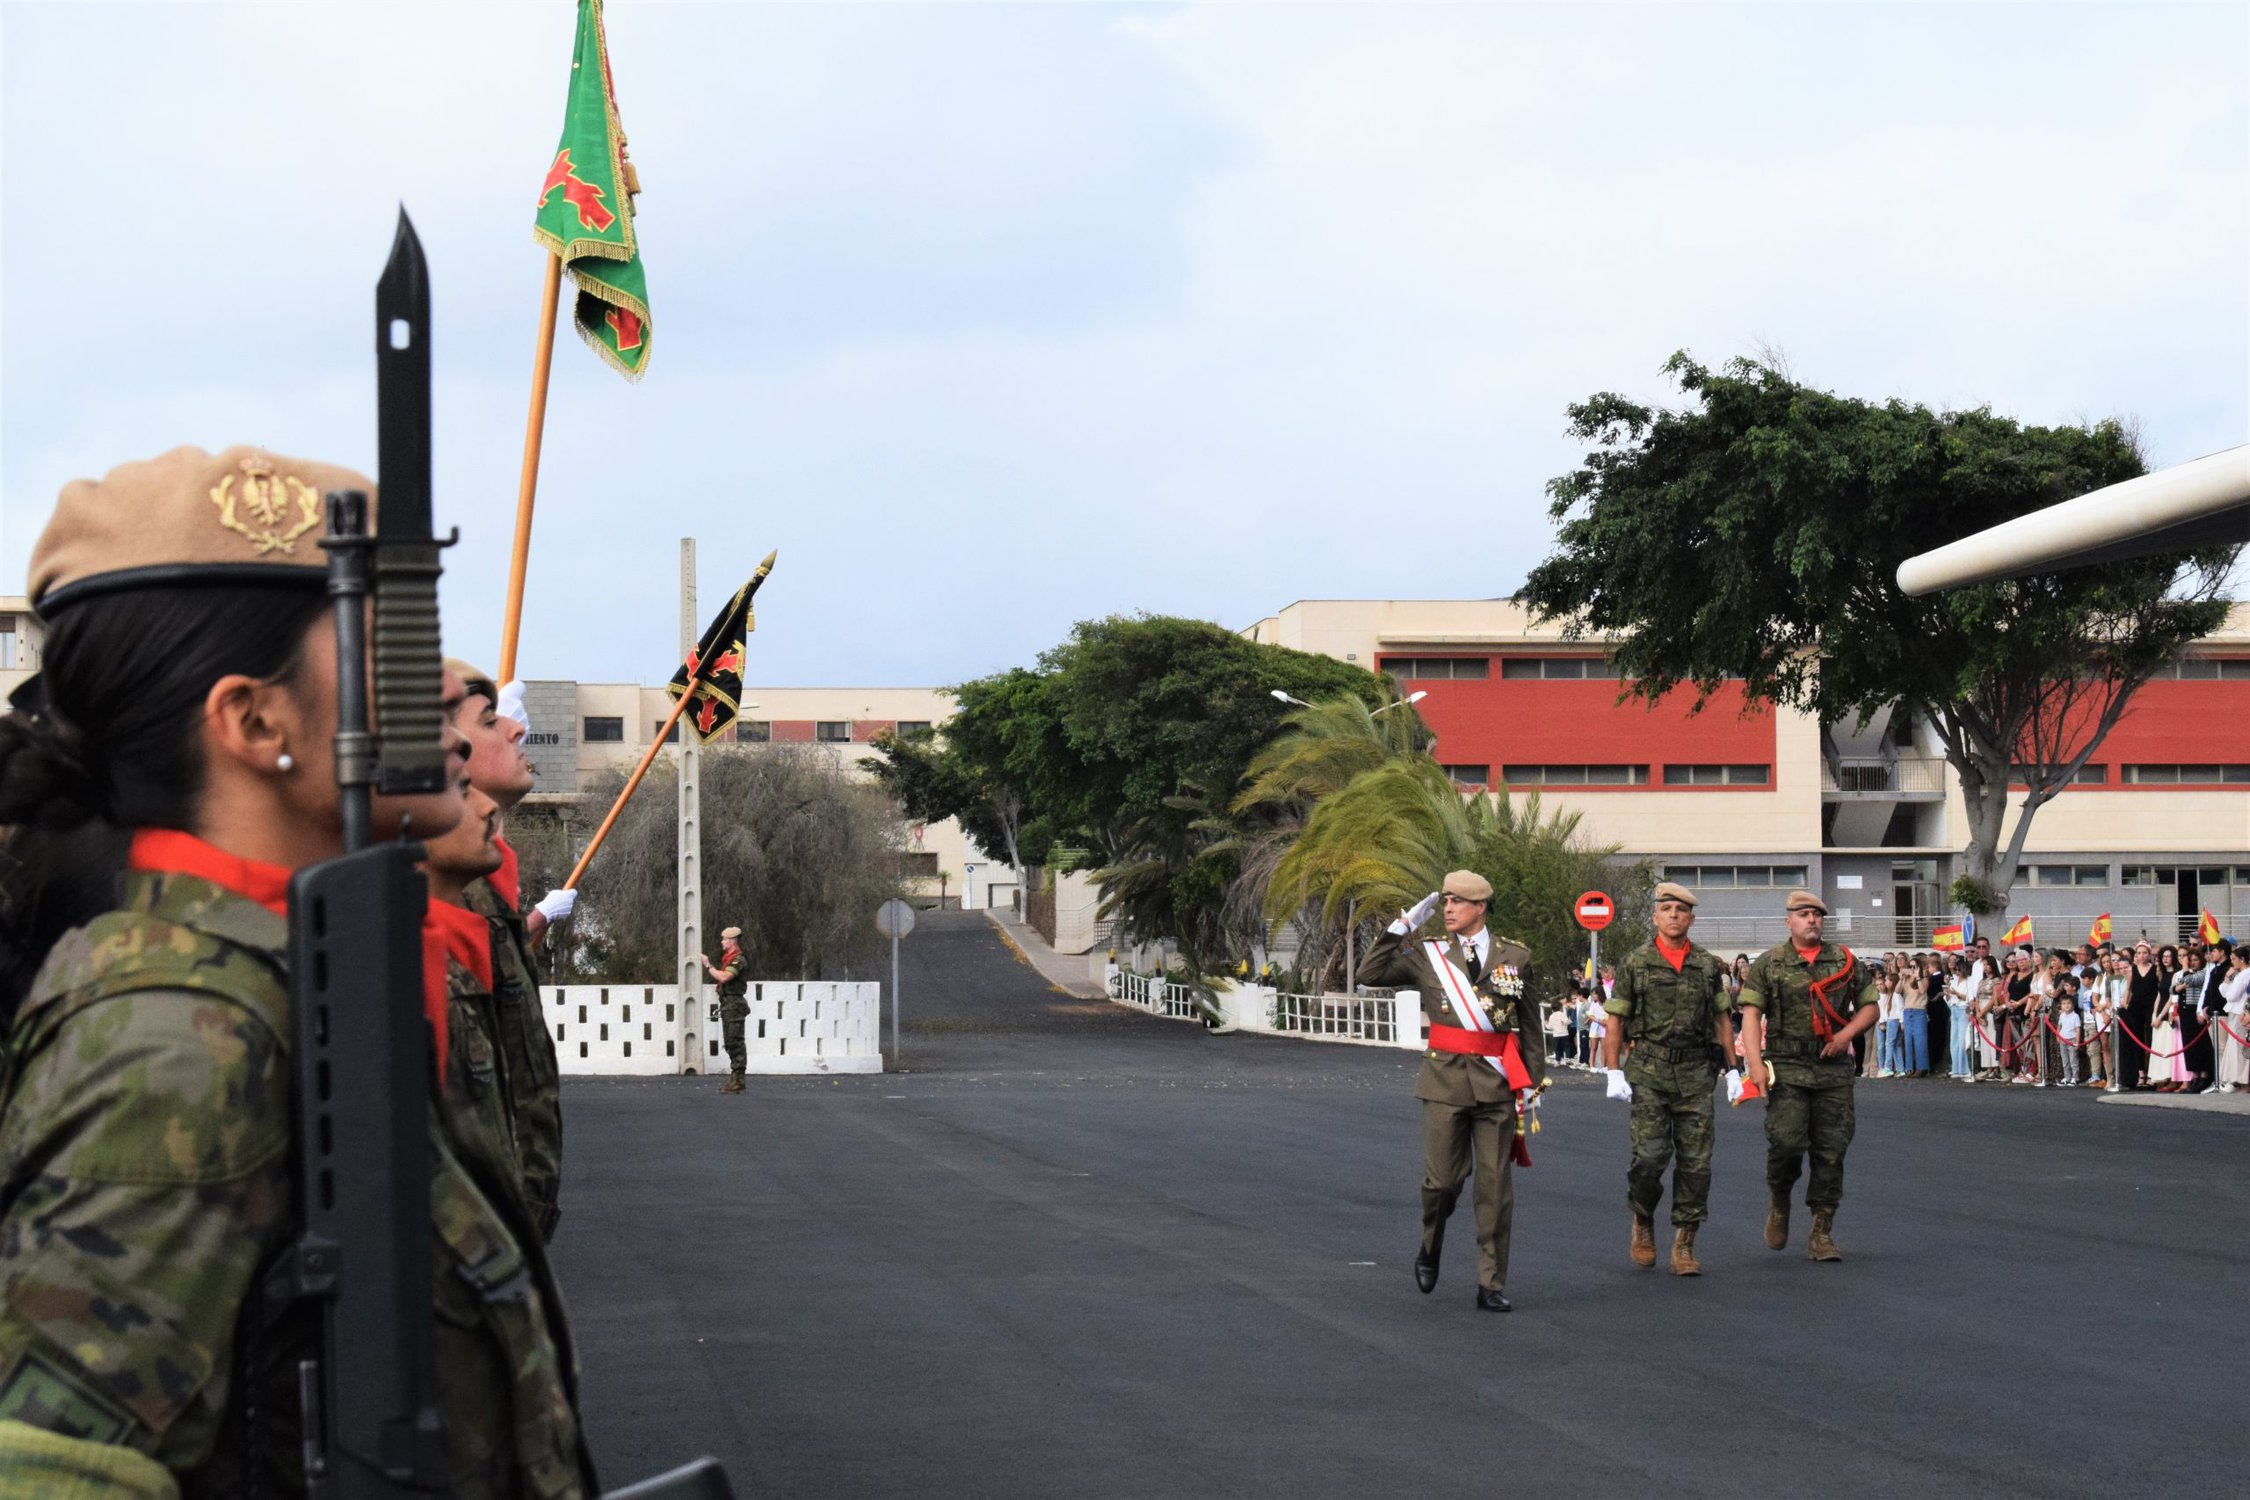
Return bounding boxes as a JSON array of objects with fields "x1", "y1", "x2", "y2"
[{"x1": 677, "y1": 539, "x2": 703, "y2": 1073}]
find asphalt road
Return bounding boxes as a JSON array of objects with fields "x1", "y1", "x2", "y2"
[{"x1": 552, "y1": 912, "x2": 2247, "y2": 1499}]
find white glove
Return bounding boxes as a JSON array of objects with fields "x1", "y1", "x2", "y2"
[
  {"x1": 1724, "y1": 1068, "x2": 1744, "y2": 1105},
  {"x1": 534, "y1": 887, "x2": 577, "y2": 923},
  {"x1": 1397, "y1": 890, "x2": 1441, "y2": 932},
  {"x1": 496, "y1": 679, "x2": 530, "y2": 732},
  {"x1": 1605, "y1": 1068, "x2": 1633, "y2": 1102}
]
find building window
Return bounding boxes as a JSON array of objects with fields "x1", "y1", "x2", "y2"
[
  {"x1": 1661, "y1": 864, "x2": 1809, "y2": 890},
  {"x1": 815, "y1": 721, "x2": 852, "y2": 743},
  {"x1": 1503, "y1": 764, "x2": 1649, "y2": 786},
  {"x1": 1442, "y1": 764, "x2": 1490, "y2": 788},
  {"x1": 1661, "y1": 764, "x2": 1770, "y2": 786},
  {"x1": 0, "y1": 613, "x2": 19, "y2": 669},
  {"x1": 1499, "y1": 657, "x2": 1621, "y2": 680},
  {"x1": 2122, "y1": 765, "x2": 2250, "y2": 784},
  {"x1": 654, "y1": 720, "x2": 679, "y2": 744},
  {"x1": 2120, "y1": 866, "x2": 2225, "y2": 886},
  {"x1": 583, "y1": 716, "x2": 623, "y2": 743},
  {"x1": 1383, "y1": 656, "x2": 1490, "y2": 680},
  {"x1": 2167, "y1": 656, "x2": 2250, "y2": 679},
  {"x1": 737, "y1": 720, "x2": 771, "y2": 743},
  {"x1": 2011, "y1": 763, "x2": 2106, "y2": 785},
  {"x1": 895, "y1": 721, "x2": 933, "y2": 737},
  {"x1": 2031, "y1": 865, "x2": 2108, "y2": 887}
]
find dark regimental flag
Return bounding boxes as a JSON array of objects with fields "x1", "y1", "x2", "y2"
[
  {"x1": 666, "y1": 552, "x2": 777, "y2": 742},
  {"x1": 533, "y1": 0, "x2": 652, "y2": 379}
]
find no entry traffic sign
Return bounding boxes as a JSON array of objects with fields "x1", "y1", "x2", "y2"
[{"x1": 1575, "y1": 891, "x2": 1615, "y2": 931}]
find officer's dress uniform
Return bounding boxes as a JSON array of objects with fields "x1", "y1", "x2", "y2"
[
  {"x1": 1607, "y1": 937, "x2": 1729, "y2": 1229},
  {"x1": 1359, "y1": 927, "x2": 1546, "y2": 1297},
  {"x1": 1741, "y1": 939, "x2": 1877, "y2": 1220}
]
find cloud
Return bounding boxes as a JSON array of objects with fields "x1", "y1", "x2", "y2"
[{"x1": 5, "y1": 2, "x2": 2243, "y2": 685}]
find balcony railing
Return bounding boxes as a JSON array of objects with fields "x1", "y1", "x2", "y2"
[{"x1": 1821, "y1": 757, "x2": 1945, "y2": 795}]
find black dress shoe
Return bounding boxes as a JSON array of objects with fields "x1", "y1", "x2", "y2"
[
  {"x1": 1475, "y1": 1288, "x2": 1512, "y2": 1312},
  {"x1": 1414, "y1": 1250, "x2": 1440, "y2": 1294}
]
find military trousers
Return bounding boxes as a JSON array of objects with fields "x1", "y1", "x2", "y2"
[
  {"x1": 1422, "y1": 1099, "x2": 1516, "y2": 1293},
  {"x1": 719, "y1": 1000, "x2": 749, "y2": 1078},
  {"x1": 1625, "y1": 1069, "x2": 1717, "y2": 1227},
  {"x1": 1765, "y1": 1073, "x2": 1856, "y2": 1211}
]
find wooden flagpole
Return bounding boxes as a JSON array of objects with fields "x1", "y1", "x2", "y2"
[
  {"x1": 565, "y1": 685, "x2": 697, "y2": 891},
  {"x1": 498, "y1": 252, "x2": 565, "y2": 682}
]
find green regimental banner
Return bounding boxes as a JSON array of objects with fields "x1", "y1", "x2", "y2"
[{"x1": 533, "y1": 0, "x2": 651, "y2": 378}]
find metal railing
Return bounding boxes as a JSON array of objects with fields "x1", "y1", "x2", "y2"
[
  {"x1": 1822, "y1": 757, "x2": 1946, "y2": 794},
  {"x1": 1270, "y1": 989, "x2": 1404, "y2": 1044}
]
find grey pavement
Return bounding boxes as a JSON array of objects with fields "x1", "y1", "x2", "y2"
[{"x1": 553, "y1": 911, "x2": 2247, "y2": 1500}]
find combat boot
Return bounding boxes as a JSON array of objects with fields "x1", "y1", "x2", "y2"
[
  {"x1": 1808, "y1": 1208, "x2": 1843, "y2": 1262},
  {"x1": 1630, "y1": 1215, "x2": 1657, "y2": 1269},
  {"x1": 1764, "y1": 1193, "x2": 1789, "y2": 1251},
  {"x1": 1669, "y1": 1225, "x2": 1701, "y2": 1276},
  {"x1": 720, "y1": 1074, "x2": 745, "y2": 1094}
]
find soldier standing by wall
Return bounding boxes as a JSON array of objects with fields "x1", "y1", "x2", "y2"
[
  {"x1": 1359, "y1": 871, "x2": 1547, "y2": 1313},
  {"x1": 1739, "y1": 889, "x2": 1879, "y2": 1261},
  {"x1": 700, "y1": 926, "x2": 750, "y2": 1093},
  {"x1": 1601, "y1": 881, "x2": 1741, "y2": 1276}
]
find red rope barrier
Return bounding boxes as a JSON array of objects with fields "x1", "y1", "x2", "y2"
[{"x1": 2109, "y1": 1016, "x2": 2210, "y2": 1061}]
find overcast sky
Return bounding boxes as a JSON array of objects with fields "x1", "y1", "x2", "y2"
[{"x1": 4, "y1": 1, "x2": 2244, "y2": 687}]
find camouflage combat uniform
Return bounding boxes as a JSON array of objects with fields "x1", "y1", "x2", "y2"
[
  {"x1": 1740, "y1": 941, "x2": 1878, "y2": 1212},
  {"x1": 0, "y1": 869, "x2": 598, "y2": 1497},
  {"x1": 464, "y1": 874, "x2": 564, "y2": 1242},
  {"x1": 1606, "y1": 939, "x2": 1728, "y2": 1227},
  {"x1": 715, "y1": 968, "x2": 750, "y2": 1082}
]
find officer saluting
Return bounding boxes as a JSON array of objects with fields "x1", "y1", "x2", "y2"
[
  {"x1": 1359, "y1": 871, "x2": 1547, "y2": 1312},
  {"x1": 1601, "y1": 881, "x2": 1738, "y2": 1276},
  {"x1": 1739, "y1": 888, "x2": 1879, "y2": 1261}
]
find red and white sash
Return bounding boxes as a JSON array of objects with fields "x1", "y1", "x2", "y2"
[{"x1": 1423, "y1": 939, "x2": 1533, "y2": 1090}]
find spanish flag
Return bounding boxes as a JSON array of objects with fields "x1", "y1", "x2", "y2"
[
  {"x1": 2000, "y1": 914, "x2": 2034, "y2": 946},
  {"x1": 2089, "y1": 913, "x2": 2113, "y2": 945},
  {"x1": 2198, "y1": 908, "x2": 2223, "y2": 945},
  {"x1": 1932, "y1": 923, "x2": 1966, "y2": 951}
]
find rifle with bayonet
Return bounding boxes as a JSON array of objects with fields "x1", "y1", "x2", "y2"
[{"x1": 265, "y1": 208, "x2": 732, "y2": 1500}]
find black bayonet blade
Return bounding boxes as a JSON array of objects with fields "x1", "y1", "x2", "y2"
[
  {"x1": 375, "y1": 208, "x2": 431, "y2": 540},
  {"x1": 370, "y1": 206, "x2": 448, "y2": 796}
]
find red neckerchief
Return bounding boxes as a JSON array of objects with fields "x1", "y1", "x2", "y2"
[
  {"x1": 128, "y1": 828, "x2": 291, "y2": 918},
  {"x1": 489, "y1": 836, "x2": 522, "y2": 911},
  {"x1": 422, "y1": 899, "x2": 496, "y2": 1063},
  {"x1": 1654, "y1": 935, "x2": 1691, "y2": 973}
]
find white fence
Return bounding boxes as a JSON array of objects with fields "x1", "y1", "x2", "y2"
[
  {"x1": 544, "y1": 981, "x2": 883, "y2": 1076},
  {"x1": 1105, "y1": 966, "x2": 1426, "y2": 1051}
]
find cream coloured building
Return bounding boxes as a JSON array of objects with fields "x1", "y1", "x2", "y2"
[{"x1": 1246, "y1": 597, "x2": 2250, "y2": 949}]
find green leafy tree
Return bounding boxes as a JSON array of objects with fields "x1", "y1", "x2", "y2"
[
  {"x1": 1519, "y1": 353, "x2": 2237, "y2": 911},
  {"x1": 866, "y1": 669, "x2": 1059, "y2": 873}
]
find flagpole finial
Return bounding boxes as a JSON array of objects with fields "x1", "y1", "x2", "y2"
[{"x1": 756, "y1": 549, "x2": 778, "y2": 576}]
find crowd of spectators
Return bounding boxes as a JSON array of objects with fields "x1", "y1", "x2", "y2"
[{"x1": 1548, "y1": 933, "x2": 2250, "y2": 1094}]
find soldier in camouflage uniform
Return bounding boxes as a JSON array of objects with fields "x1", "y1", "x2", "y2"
[
  {"x1": 452, "y1": 661, "x2": 569, "y2": 1241},
  {"x1": 0, "y1": 445, "x2": 600, "y2": 1495},
  {"x1": 1601, "y1": 881, "x2": 1739, "y2": 1276},
  {"x1": 1739, "y1": 888, "x2": 1879, "y2": 1262},
  {"x1": 1359, "y1": 870, "x2": 1547, "y2": 1313},
  {"x1": 700, "y1": 927, "x2": 750, "y2": 1092}
]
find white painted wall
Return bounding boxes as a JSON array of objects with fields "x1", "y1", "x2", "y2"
[{"x1": 546, "y1": 980, "x2": 883, "y2": 1075}]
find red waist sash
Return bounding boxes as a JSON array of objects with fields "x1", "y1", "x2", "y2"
[{"x1": 1428, "y1": 1023, "x2": 1533, "y2": 1089}]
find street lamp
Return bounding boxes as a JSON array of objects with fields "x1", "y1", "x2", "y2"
[
  {"x1": 1271, "y1": 689, "x2": 1312, "y2": 708},
  {"x1": 1373, "y1": 690, "x2": 1428, "y2": 715}
]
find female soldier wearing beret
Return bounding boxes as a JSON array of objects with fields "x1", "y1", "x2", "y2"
[{"x1": 0, "y1": 446, "x2": 598, "y2": 1497}]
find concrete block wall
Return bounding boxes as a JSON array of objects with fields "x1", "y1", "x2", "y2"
[{"x1": 546, "y1": 980, "x2": 884, "y2": 1076}]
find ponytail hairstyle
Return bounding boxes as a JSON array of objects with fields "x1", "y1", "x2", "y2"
[{"x1": 0, "y1": 583, "x2": 329, "y2": 1016}]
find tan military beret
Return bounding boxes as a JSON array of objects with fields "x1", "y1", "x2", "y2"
[
  {"x1": 1442, "y1": 869, "x2": 1493, "y2": 903},
  {"x1": 1652, "y1": 880, "x2": 1698, "y2": 908},
  {"x1": 1785, "y1": 888, "x2": 1829, "y2": 914},
  {"x1": 720, "y1": 925, "x2": 743, "y2": 940},
  {"x1": 446, "y1": 658, "x2": 500, "y2": 704},
  {"x1": 30, "y1": 445, "x2": 374, "y2": 614}
]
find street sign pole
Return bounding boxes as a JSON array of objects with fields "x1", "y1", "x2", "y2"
[
  {"x1": 891, "y1": 922, "x2": 901, "y2": 1063},
  {"x1": 874, "y1": 898, "x2": 917, "y2": 1070}
]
